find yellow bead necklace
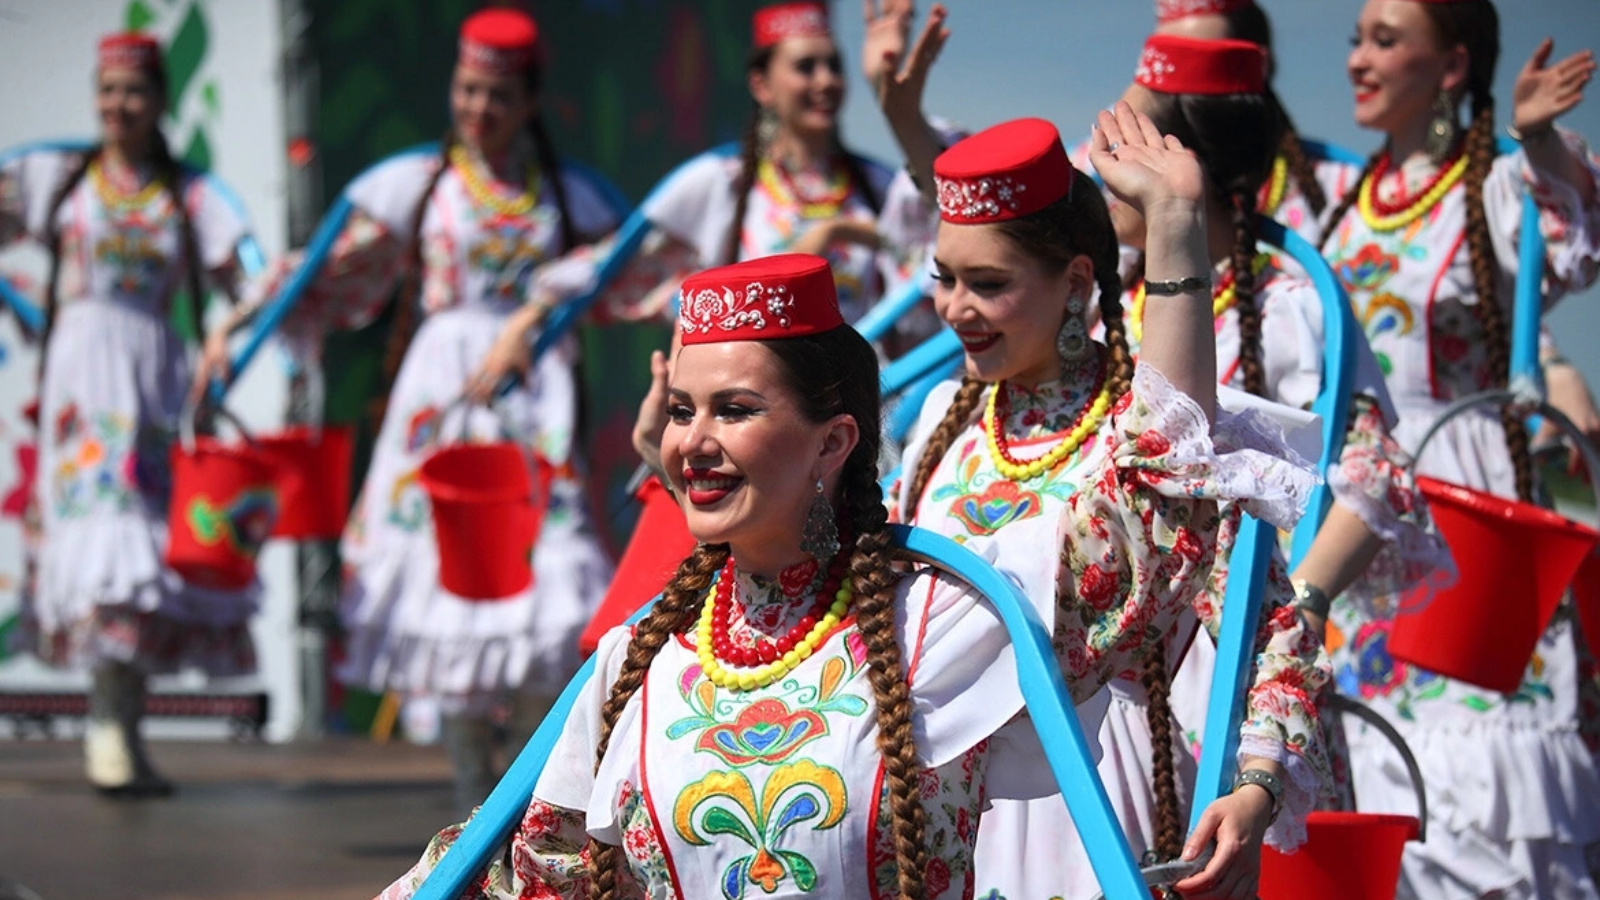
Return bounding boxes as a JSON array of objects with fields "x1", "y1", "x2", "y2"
[
  {"x1": 695, "y1": 568, "x2": 854, "y2": 692},
  {"x1": 449, "y1": 144, "x2": 539, "y2": 217},
  {"x1": 88, "y1": 159, "x2": 165, "y2": 214},
  {"x1": 757, "y1": 158, "x2": 851, "y2": 219},
  {"x1": 1356, "y1": 150, "x2": 1468, "y2": 233},
  {"x1": 982, "y1": 360, "x2": 1113, "y2": 482}
]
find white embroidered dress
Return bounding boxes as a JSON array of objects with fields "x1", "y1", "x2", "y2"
[
  {"x1": 245, "y1": 150, "x2": 623, "y2": 706},
  {"x1": 1312, "y1": 133, "x2": 1600, "y2": 900},
  {"x1": 0, "y1": 149, "x2": 257, "y2": 675},
  {"x1": 892, "y1": 357, "x2": 1330, "y2": 900}
]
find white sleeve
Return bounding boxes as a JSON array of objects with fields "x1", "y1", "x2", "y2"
[
  {"x1": 556, "y1": 166, "x2": 624, "y2": 240},
  {"x1": 343, "y1": 152, "x2": 444, "y2": 237},
  {"x1": 184, "y1": 171, "x2": 251, "y2": 271},
  {"x1": 1483, "y1": 129, "x2": 1600, "y2": 307},
  {"x1": 640, "y1": 150, "x2": 741, "y2": 265},
  {"x1": 1, "y1": 149, "x2": 78, "y2": 242}
]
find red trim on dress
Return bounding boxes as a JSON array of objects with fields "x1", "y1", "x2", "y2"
[
  {"x1": 636, "y1": 666, "x2": 689, "y2": 893},
  {"x1": 1425, "y1": 229, "x2": 1467, "y2": 400}
]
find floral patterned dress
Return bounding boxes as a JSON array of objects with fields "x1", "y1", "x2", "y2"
[
  {"x1": 244, "y1": 148, "x2": 624, "y2": 708},
  {"x1": 1312, "y1": 132, "x2": 1600, "y2": 900},
  {"x1": 890, "y1": 357, "x2": 1329, "y2": 900},
  {"x1": 0, "y1": 148, "x2": 256, "y2": 675},
  {"x1": 378, "y1": 362, "x2": 1315, "y2": 899}
]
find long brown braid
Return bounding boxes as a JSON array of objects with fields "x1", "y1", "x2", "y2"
[
  {"x1": 583, "y1": 540, "x2": 729, "y2": 900},
  {"x1": 1229, "y1": 189, "x2": 1269, "y2": 398},
  {"x1": 901, "y1": 376, "x2": 986, "y2": 520},
  {"x1": 1141, "y1": 652, "x2": 1185, "y2": 862},
  {"x1": 586, "y1": 324, "x2": 928, "y2": 897},
  {"x1": 1315, "y1": 149, "x2": 1383, "y2": 255},
  {"x1": 1278, "y1": 128, "x2": 1328, "y2": 218},
  {"x1": 38, "y1": 147, "x2": 98, "y2": 382}
]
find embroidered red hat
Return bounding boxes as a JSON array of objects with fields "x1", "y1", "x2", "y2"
[
  {"x1": 1155, "y1": 0, "x2": 1255, "y2": 22},
  {"x1": 1136, "y1": 34, "x2": 1267, "y2": 95},
  {"x1": 753, "y1": 2, "x2": 831, "y2": 49},
  {"x1": 933, "y1": 118, "x2": 1074, "y2": 225},
  {"x1": 678, "y1": 254, "x2": 842, "y2": 344},
  {"x1": 98, "y1": 33, "x2": 161, "y2": 71},
  {"x1": 459, "y1": 8, "x2": 542, "y2": 74}
]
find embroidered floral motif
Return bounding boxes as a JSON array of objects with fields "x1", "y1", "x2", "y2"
[
  {"x1": 666, "y1": 650, "x2": 871, "y2": 762},
  {"x1": 1134, "y1": 46, "x2": 1175, "y2": 88},
  {"x1": 51, "y1": 410, "x2": 143, "y2": 519},
  {"x1": 672, "y1": 760, "x2": 848, "y2": 898},
  {"x1": 679, "y1": 281, "x2": 795, "y2": 337},
  {"x1": 935, "y1": 175, "x2": 1026, "y2": 222}
]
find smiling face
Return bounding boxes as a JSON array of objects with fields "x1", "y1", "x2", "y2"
[
  {"x1": 96, "y1": 67, "x2": 164, "y2": 149},
  {"x1": 663, "y1": 341, "x2": 857, "y2": 575},
  {"x1": 933, "y1": 221, "x2": 1094, "y2": 386},
  {"x1": 449, "y1": 64, "x2": 537, "y2": 158},
  {"x1": 1348, "y1": 0, "x2": 1466, "y2": 134},
  {"x1": 749, "y1": 35, "x2": 845, "y2": 143}
]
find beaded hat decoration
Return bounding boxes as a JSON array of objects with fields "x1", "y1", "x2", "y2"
[
  {"x1": 98, "y1": 33, "x2": 161, "y2": 71},
  {"x1": 1136, "y1": 34, "x2": 1268, "y2": 95},
  {"x1": 933, "y1": 117, "x2": 1074, "y2": 225},
  {"x1": 678, "y1": 253, "x2": 844, "y2": 345},
  {"x1": 754, "y1": 2, "x2": 831, "y2": 49},
  {"x1": 1155, "y1": 0, "x2": 1255, "y2": 22},
  {"x1": 459, "y1": 8, "x2": 542, "y2": 74}
]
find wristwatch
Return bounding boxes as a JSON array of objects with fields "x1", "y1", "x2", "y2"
[
  {"x1": 1291, "y1": 579, "x2": 1332, "y2": 621},
  {"x1": 1233, "y1": 768, "x2": 1284, "y2": 823}
]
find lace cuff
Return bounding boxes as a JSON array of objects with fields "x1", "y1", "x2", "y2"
[
  {"x1": 1118, "y1": 364, "x2": 1319, "y2": 533},
  {"x1": 1237, "y1": 734, "x2": 1322, "y2": 852}
]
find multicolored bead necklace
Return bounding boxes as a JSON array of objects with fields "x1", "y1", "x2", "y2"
[
  {"x1": 697, "y1": 554, "x2": 853, "y2": 692},
  {"x1": 450, "y1": 144, "x2": 539, "y2": 217},
  {"x1": 757, "y1": 158, "x2": 852, "y2": 219},
  {"x1": 1356, "y1": 149, "x2": 1468, "y2": 232},
  {"x1": 983, "y1": 355, "x2": 1112, "y2": 482},
  {"x1": 88, "y1": 159, "x2": 164, "y2": 214}
]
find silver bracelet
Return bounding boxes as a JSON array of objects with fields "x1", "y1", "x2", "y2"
[
  {"x1": 1506, "y1": 123, "x2": 1555, "y2": 144},
  {"x1": 1291, "y1": 579, "x2": 1332, "y2": 621},
  {"x1": 1143, "y1": 275, "x2": 1212, "y2": 296},
  {"x1": 1233, "y1": 768, "x2": 1284, "y2": 823}
]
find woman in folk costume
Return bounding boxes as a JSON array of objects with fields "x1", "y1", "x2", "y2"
[
  {"x1": 1308, "y1": 1, "x2": 1600, "y2": 897},
  {"x1": 378, "y1": 105, "x2": 1314, "y2": 900},
  {"x1": 475, "y1": 0, "x2": 906, "y2": 388},
  {"x1": 214, "y1": 9, "x2": 621, "y2": 815},
  {"x1": 887, "y1": 108, "x2": 1327, "y2": 899},
  {"x1": 0, "y1": 33, "x2": 260, "y2": 795}
]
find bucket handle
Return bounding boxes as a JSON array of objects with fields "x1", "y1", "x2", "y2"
[
  {"x1": 418, "y1": 393, "x2": 525, "y2": 451},
  {"x1": 179, "y1": 396, "x2": 258, "y2": 455},
  {"x1": 1324, "y1": 693, "x2": 1428, "y2": 842},
  {"x1": 1412, "y1": 390, "x2": 1600, "y2": 510}
]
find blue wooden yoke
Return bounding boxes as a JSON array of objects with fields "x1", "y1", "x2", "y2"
[
  {"x1": 412, "y1": 524, "x2": 1152, "y2": 900},
  {"x1": 1, "y1": 138, "x2": 267, "y2": 336},
  {"x1": 1187, "y1": 215, "x2": 1359, "y2": 828}
]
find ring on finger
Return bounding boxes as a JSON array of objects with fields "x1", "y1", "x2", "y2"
[{"x1": 1107, "y1": 140, "x2": 1121, "y2": 153}]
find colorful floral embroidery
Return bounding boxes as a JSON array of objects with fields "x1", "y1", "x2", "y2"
[
  {"x1": 185, "y1": 487, "x2": 278, "y2": 558},
  {"x1": 673, "y1": 761, "x2": 848, "y2": 898}
]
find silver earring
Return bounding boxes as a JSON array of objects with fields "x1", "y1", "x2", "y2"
[
  {"x1": 1424, "y1": 89, "x2": 1459, "y2": 163},
  {"x1": 799, "y1": 479, "x2": 840, "y2": 560},
  {"x1": 1056, "y1": 294, "x2": 1091, "y2": 363},
  {"x1": 756, "y1": 107, "x2": 779, "y2": 157}
]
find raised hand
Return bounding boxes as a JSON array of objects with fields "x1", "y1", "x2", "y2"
[
  {"x1": 861, "y1": 0, "x2": 915, "y2": 94},
  {"x1": 874, "y1": 3, "x2": 949, "y2": 123},
  {"x1": 1512, "y1": 38, "x2": 1595, "y2": 136},
  {"x1": 1088, "y1": 101, "x2": 1205, "y2": 217}
]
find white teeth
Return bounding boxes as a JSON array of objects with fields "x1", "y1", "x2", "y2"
[{"x1": 689, "y1": 477, "x2": 739, "y2": 491}]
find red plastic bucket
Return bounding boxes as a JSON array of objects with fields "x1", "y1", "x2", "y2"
[
  {"x1": 1259, "y1": 811, "x2": 1419, "y2": 900},
  {"x1": 580, "y1": 475, "x2": 697, "y2": 652},
  {"x1": 1389, "y1": 477, "x2": 1599, "y2": 693},
  {"x1": 1573, "y1": 550, "x2": 1600, "y2": 659},
  {"x1": 418, "y1": 443, "x2": 551, "y2": 601},
  {"x1": 258, "y1": 425, "x2": 355, "y2": 540},
  {"x1": 166, "y1": 437, "x2": 286, "y2": 590}
]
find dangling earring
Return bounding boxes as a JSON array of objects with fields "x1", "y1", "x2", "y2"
[
  {"x1": 1056, "y1": 294, "x2": 1092, "y2": 364},
  {"x1": 756, "y1": 106, "x2": 779, "y2": 158},
  {"x1": 799, "y1": 479, "x2": 840, "y2": 560},
  {"x1": 1424, "y1": 89, "x2": 1459, "y2": 163}
]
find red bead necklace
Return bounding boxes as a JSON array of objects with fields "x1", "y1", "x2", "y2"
[
  {"x1": 1365, "y1": 147, "x2": 1466, "y2": 218},
  {"x1": 709, "y1": 553, "x2": 849, "y2": 668},
  {"x1": 984, "y1": 353, "x2": 1108, "y2": 469}
]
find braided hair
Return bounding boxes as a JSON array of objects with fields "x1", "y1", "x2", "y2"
[
  {"x1": 370, "y1": 53, "x2": 576, "y2": 429},
  {"x1": 721, "y1": 43, "x2": 883, "y2": 266},
  {"x1": 583, "y1": 323, "x2": 929, "y2": 898}
]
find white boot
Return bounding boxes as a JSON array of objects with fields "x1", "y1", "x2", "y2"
[{"x1": 84, "y1": 719, "x2": 135, "y2": 789}]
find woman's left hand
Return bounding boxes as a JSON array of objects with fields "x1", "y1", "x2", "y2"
[
  {"x1": 1512, "y1": 38, "x2": 1596, "y2": 136},
  {"x1": 190, "y1": 329, "x2": 232, "y2": 402},
  {"x1": 1171, "y1": 782, "x2": 1274, "y2": 900}
]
